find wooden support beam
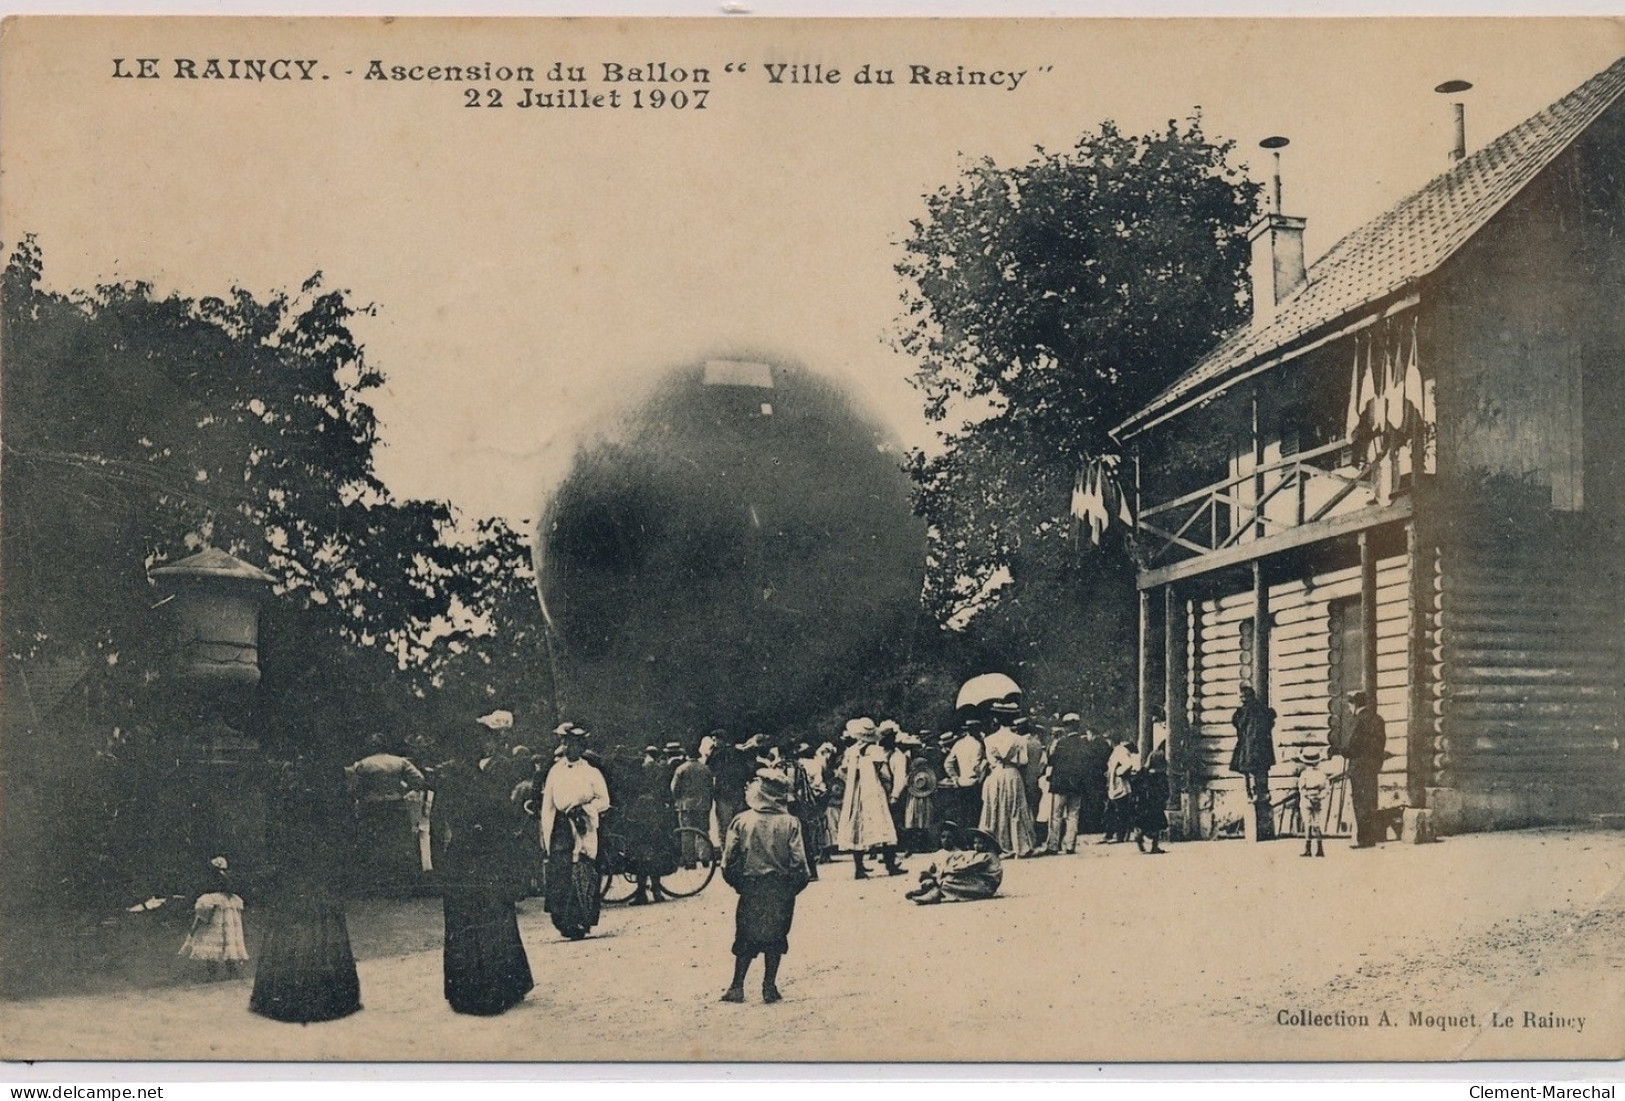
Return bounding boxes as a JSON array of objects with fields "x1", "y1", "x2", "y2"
[
  {"x1": 1250, "y1": 558, "x2": 1274, "y2": 842},
  {"x1": 1252, "y1": 388, "x2": 1266, "y2": 541},
  {"x1": 1164, "y1": 584, "x2": 1195, "y2": 838},
  {"x1": 1360, "y1": 530, "x2": 1380, "y2": 699},
  {"x1": 1252, "y1": 560, "x2": 1270, "y2": 702},
  {"x1": 1406, "y1": 520, "x2": 1429, "y2": 807},
  {"x1": 1138, "y1": 589, "x2": 1154, "y2": 763}
]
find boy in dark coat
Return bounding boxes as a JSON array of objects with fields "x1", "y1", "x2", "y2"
[{"x1": 719, "y1": 770, "x2": 810, "y2": 1004}]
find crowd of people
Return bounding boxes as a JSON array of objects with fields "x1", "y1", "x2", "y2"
[
  {"x1": 163, "y1": 667, "x2": 1391, "y2": 1018},
  {"x1": 219, "y1": 673, "x2": 1197, "y2": 1018}
]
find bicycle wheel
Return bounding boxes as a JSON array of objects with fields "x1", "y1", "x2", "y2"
[
  {"x1": 600, "y1": 868, "x2": 638, "y2": 903},
  {"x1": 598, "y1": 829, "x2": 639, "y2": 903},
  {"x1": 661, "y1": 827, "x2": 717, "y2": 898}
]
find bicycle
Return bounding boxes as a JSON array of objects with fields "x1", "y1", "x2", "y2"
[{"x1": 598, "y1": 824, "x2": 718, "y2": 902}]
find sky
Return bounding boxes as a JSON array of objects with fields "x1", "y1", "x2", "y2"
[{"x1": 3, "y1": 16, "x2": 1622, "y2": 524}]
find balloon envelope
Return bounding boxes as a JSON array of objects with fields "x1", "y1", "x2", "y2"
[{"x1": 534, "y1": 360, "x2": 925, "y2": 745}]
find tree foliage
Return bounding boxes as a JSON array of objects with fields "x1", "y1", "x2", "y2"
[
  {"x1": 893, "y1": 119, "x2": 1259, "y2": 712},
  {"x1": 896, "y1": 120, "x2": 1259, "y2": 614},
  {"x1": 0, "y1": 238, "x2": 544, "y2": 908}
]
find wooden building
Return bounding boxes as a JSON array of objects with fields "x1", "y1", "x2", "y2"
[{"x1": 1113, "y1": 59, "x2": 1625, "y2": 837}]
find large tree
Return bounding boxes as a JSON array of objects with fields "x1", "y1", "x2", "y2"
[
  {"x1": 894, "y1": 118, "x2": 1259, "y2": 715},
  {"x1": 0, "y1": 238, "x2": 541, "y2": 909}
]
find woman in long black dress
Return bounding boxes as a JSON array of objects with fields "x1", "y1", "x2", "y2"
[
  {"x1": 432, "y1": 739, "x2": 535, "y2": 1016},
  {"x1": 540, "y1": 726, "x2": 610, "y2": 940},
  {"x1": 249, "y1": 753, "x2": 363, "y2": 1023}
]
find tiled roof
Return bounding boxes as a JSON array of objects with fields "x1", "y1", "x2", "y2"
[
  {"x1": 1118, "y1": 56, "x2": 1625, "y2": 437},
  {"x1": 148, "y1": 546, "x2": 275, "y2": 584}
]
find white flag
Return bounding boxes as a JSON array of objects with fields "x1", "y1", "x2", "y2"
[{"x1": 1384, "y1": 337, "x2": 1407, "y2": 432}]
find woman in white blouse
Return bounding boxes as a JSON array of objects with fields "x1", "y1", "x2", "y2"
[{"x1": 540, "y1": 724, "x2": 611, "y2": 940}]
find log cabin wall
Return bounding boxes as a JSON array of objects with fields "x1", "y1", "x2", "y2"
[
  {"x1": 1419, "y1": 102, "x2": 1625, "y2": 830},
  {"x1": 1426, "y1": 536, "x2": 1623, "y2": 829},
  {"x1": 1189, "y1": 550, "x2": 1411, "y2": 836}
]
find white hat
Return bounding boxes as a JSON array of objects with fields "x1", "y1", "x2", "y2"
[
  {"x1": 476, "y1": 710, "x2": 514, "y2": 731},
  {"x1": 209, "y1": 856, "x2": 229, "y2": 871},
  {"x1": 844, "y1": 717, "x2": 878, "y2": 741}
]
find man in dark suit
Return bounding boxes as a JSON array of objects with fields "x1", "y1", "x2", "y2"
[
  {"x1": 1043, "y1": 713, "x2": 1090, "y2": 853},
  {"x1": 1076, "y1": 725, "x2": 1113, "y2": 837},
  {"x1": 1345, "y1": 691, "x2": 1388, "y2": 848}
]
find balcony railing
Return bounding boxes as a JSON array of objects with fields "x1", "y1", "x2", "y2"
[{"x1": 1137, "y1": 436, "x2": 1386, "y2": 566}]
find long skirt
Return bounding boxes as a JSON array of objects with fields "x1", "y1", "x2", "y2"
[
  {"x1": 544, "y1": 818, "x2": 601, "y2": 940},
  {"x1": 249, "y1": 896, "x2": 361, "y2": 1023},
  {"x1": 732, "y1": 877, "x2": 799, "y2": 957},
  {"x1": 979, "y1": 765, "x2": 1036, "y2": 857},
  {"x1": 442, "y1": 889, "x2": 533, "y2": 1015},
  {"x1": 835, "y1": 768, "x2": 897, "y2": 851}
]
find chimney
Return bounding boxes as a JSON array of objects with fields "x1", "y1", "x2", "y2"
[
  {"x1": 1436, "y1": 80, "x2": 1473, "y2": 163},
  {"x1": 1248, "y1": 137, "x2": 1307, "y2": 329}
]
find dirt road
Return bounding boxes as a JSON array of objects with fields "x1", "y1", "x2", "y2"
[{"x1": 4, "y1": 829, "x2": 1622, "y2": 1063}]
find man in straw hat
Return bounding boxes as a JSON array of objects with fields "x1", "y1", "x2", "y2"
[
  {"x1": 834, "y1": 717, "x2": 905, "y2": 879},
  {"x1": 942, "y1": 714, "x2": 987, "y2": 833},
  {"x1": 718, "y1": 769, "x2": 810, "y2": 1004},
  {"x1": 1043, "y1": 713, "x2": 1089, "y2": 855}
]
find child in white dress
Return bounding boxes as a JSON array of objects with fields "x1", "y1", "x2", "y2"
[
  {"x1": 179, "y1": 856, "x2": 248, "y2": 978},
  {"x1": 1295, "y1": 746, "x2": 1331, "y2": 858}
]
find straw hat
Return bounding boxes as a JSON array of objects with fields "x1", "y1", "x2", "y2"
[{"x1": 843, "y1": 717, "x2": 878, "y2": 742}]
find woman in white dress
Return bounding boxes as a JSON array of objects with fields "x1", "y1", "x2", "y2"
[
  {"x1": 979, "y1": 709, "x2": 1039, "y2": 857},
  {"x1": 833, "y1": 718, "x2": 905, "y2": 879}
]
